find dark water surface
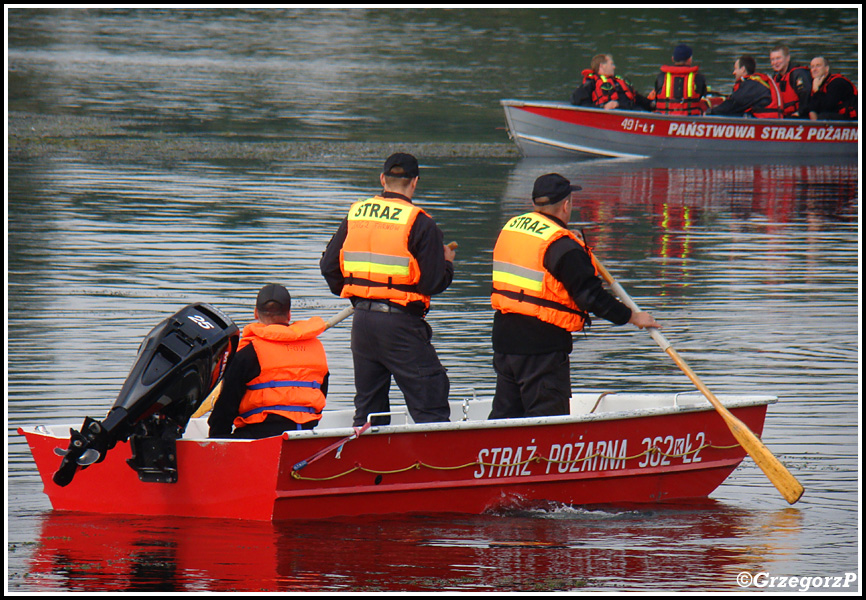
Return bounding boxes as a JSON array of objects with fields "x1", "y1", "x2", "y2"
[{"x1": 6, "y1": 7, "x2": 861, "y2": 593}]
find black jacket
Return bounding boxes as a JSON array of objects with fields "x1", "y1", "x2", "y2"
[
  {"x1": 319, "y1": 191, "x2": 453, "y2": 316},
  {"x1": 492, "y1": 217, "x2": 632, "y2": 355},
  {"x1": 708, "y1": 78, "x2": 770, "y2": 116}
]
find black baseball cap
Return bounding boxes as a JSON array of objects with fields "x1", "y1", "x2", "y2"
[
  {"x1": 673, "y1": 44, "x2": 693, "y2": 62},
  {"x1": 256, "y1": 283, "x2": 291, "y2": 312},
  {"x1": 532, "y1": 173, "x2": 582, "y2": 205},
  {"x1": 383, "y1": 152, "x2": 420, "y2": 179}
]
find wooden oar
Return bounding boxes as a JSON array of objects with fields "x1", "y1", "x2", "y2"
[
  {"x1": 595, "y1": 259, "x2": 804, "y2": 505},
  {"x1": 191, "y1": 305, "x2": 355, "y2": 419}
]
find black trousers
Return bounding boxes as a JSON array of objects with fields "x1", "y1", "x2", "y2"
[
  {"x1": 231, "y1": 414, "x2": 317, "y2": 439},
  {"x1": 350, "y1": 307, "x2": 450, "y2": 426},
  {"x1": 489, "y1": 351, "x2": 571, "y2": 419}
]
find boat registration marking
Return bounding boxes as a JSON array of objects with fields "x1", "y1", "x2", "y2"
[
  {"x1": 638, "y1": 432, "x2": 705, "y2": 468},
  {"x1": 472, "y1": 431, "x2": 710, "y2": 479},
  {"x1": 620, "y1": 117, "x2": 655, "y2": 134}
]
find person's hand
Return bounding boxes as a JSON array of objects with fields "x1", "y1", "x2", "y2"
[
  {"x1": 603, "y1": 100, "x2": 619, "y2": 110},
  {"x1": 629, "y1": 311, "x2": 660, "y2": 330},
  {"x1": 809, "y1": 111, "x2": 818, "y2": 121},
  {"x1": 444, "y1": 241, "x2": 457, "y2": 262},
  {"x1": 812, "y1": 74, "x2": 826, "y2": 93}
]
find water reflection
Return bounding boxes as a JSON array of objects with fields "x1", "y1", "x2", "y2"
[
  {"x1": 7, "y1": 156, "x2": 858, "y2": 592},
  {"x1": 26, "y1": 502, "x2": 808, "y2": 592}
]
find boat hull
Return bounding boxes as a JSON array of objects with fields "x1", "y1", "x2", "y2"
[
  {"x1": 20, "y1": 394, "x2": 775, "y2": 521},
  {"x1": 501, "y1": 100, "x2": 858, "y2": 160}
]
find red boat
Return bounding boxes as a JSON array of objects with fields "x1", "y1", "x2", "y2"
[{"x1": 19, "y1": 391, "x2": 777, "y2": 521}]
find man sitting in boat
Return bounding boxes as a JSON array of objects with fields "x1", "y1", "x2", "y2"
[
  {"x1": 770, "y1": 44, "x2": 812, "y2": 118},
  {"x1": 489, "y1": 174, "x2": 660, "y2": 420},
  {"x1": 208, "y1": 283, "x2": 330, "y2": 439},
  {"x1": 648, "y1": 44, "x2": 709, "y2": 116},
  {"x1": 571, "y1": 53, "x2": 654, "y2": 111},
  {"x1": 706, "y1": 55, "x2": 783, "y2": 118},
  {"x1": 806, "y1": 56, "x2": 857, "y2": 121}
]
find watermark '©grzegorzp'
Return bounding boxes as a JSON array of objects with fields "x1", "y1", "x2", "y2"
[{"x1": 737, "y1": 571, "x2": 858, "y2": 591}]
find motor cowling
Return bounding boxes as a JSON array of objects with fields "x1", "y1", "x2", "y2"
[{"x1": 52, "y1": 303, "x2": 239, "y2": 486}]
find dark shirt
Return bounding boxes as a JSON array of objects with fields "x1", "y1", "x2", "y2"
[
  {"x1": 808, "y1": 74, "x2": 857, "y2": 119},
  {"x1": 320, "y1": 191, "x2": 454, "y2": 315},
  {"x1": 492, "y1": 217, "x2": 632, "y2": 356},
  {"x1": 207, "y1": 333, "x2": 330, "y2": 438},
  {"x1": 571, "y1": 77, "x2": 654, "y2": 111},
  {"x1": 708, "y1": 78, "x2": 771, "y2": 116}
]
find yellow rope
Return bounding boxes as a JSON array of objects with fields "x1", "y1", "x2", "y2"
[{"x1": 291, "y1": 441, "x2": 742, "y2": 481}]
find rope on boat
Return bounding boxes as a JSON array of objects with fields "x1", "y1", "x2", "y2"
[{"x1": 290, "y1": 440, "x2": 742, "y2": 481}]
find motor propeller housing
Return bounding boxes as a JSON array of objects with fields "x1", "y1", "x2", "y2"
[{"x1": 52, "y1": 303, "x2": 239, "y2": 487}]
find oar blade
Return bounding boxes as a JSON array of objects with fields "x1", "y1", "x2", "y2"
[{"x1": 726, "y1": 417, "x2": 804, "y2": 504}]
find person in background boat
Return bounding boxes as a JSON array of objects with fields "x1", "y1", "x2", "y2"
[
  {"x1": 208, "y1": 283, "x2": 330, "y2": 439},
  {"x1": 806, "y1": 56, "x2": 858, "y2": 121},
  {"x1": 489, "y1": 174, "x2": 660, "y2": 420},
  {"x1": 706, "y1": 55, "x2": 782, "y2": 118},
  {"x1": 320, "y1": 152, "x2": 455, "y2": 427},
  {"x1": 649, "y1": 44, "x2": 709, "y2": 115},
  {"x1": 571, "y1": 54, "x2": 654, "y2": 111},
  {"x1": 769, "y1": 45, "x2": 812, "y2": 118}
]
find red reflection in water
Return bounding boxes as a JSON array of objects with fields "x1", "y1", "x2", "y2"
[
  {"x1": 582, "y1": 162, "x2": 855, "y2": 241},
  {"x1": 26, "y1": 503, "x2": 803, "y2": 592}
]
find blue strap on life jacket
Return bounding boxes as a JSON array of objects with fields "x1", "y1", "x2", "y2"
[
  {"x1": 239, "y1": 404, "x2": 322, "y2": 419},
  {"x1": 240, "y1": 380, "x2": 323, "y2": 419},
  {"x1": 247, "y1": 380, "x2": 321, "y2": 390}
]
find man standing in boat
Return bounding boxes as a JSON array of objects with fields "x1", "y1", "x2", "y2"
[
  {"x1": 769, "y1": 45, "x2": 812, "y2": 118},
  {"x1": 707, "y1": 55, "x2": 783, "y2": 118},
  {"x1": 649, "y1": 44, "x2": 709, "y2": 115},
  {"x1": 320, "y1": 153, "x2": 455, "y2": 427},
  {"x1": 489, "y1": 174, "x2": 659, "y2": 420},
  {"x1": 571, "y1": 54, "x2": 654, "y2": 111},
  {"x1": 208, "y1": 283, "x2": 330, "y2": 439}
]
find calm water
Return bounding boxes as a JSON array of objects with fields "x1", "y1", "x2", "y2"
[{"x1": 6, "y1": 7, "x2": 861, "y2": 593}]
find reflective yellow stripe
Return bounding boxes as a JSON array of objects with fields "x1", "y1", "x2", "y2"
[
  {"x1": 663, "y1": 72, "x2": 674, "y2": 98},
  {"x1": 343, "y1": 251, "x2": 410, "y2": 268},
  {"x1": 492, "y1": 260, "x2": 545, "y2": 292},
  {"x1": 343, "y1": 251, "x2": 411, "y2": 277}
]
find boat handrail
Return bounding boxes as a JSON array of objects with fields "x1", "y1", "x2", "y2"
[
  {"x1": 367, "y1": 411, "x2": 410, "y2": 426},
  {"x1": 673, "y1": 391, "x2": 709, "y2": 407}
]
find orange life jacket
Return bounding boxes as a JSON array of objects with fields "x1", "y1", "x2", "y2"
[
  {"x1": 655, "y1": 65, "x2": 704, "y2": 115},
  {"x1": 234, "y1": 318, "x2": 328, "y2": 428},
  {"x1": 339, "y1": 196, "x2": 430, "y2": 308},
  {"x1": 737, "y1": 72, "x2": 783, "y2": 118},
  {"x1": 491, "y1": 212, "x2": 596, "y2": 332},
  {"x1": 818, "y1": 73, "x2": 858, "y2": 119},
  {"x1": 582, "y1": 69, "x2": 637, "y2": 107},
  {"x1": 774, "y1": 65, "x2": 810, "y2": 117}
]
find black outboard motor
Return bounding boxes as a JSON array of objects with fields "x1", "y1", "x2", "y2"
[{"x1": 53, "y1": 303, "x2": 239, "y2": 487}]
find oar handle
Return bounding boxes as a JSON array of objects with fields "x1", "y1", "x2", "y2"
[
  {"x1": 596, "y1": 261, "x2": 671, "y2": 351},
  {"x1": 325, "y1": 305, "x2": 354, "y2": 329}
]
